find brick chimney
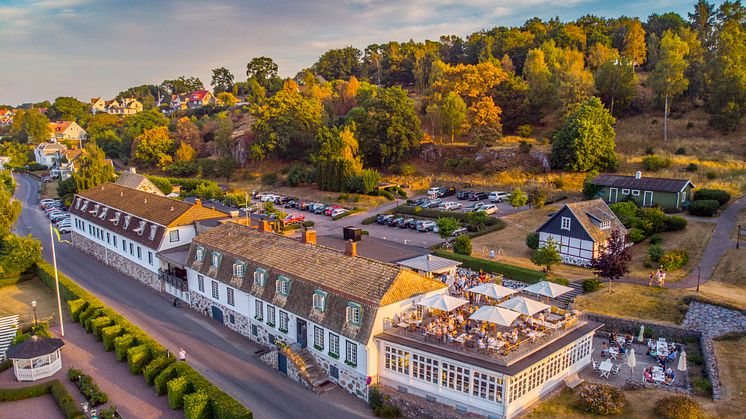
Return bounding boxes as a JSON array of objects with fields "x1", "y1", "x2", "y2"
[
  {"x1": 194, "y1": 198, "x2": 202, "y2": 207},
  {"x1": 345, "y1": 239, "x2": 357, "y2": 257},
  {"x1": 258, "y1": 220, "x2": 271, "y2": 233},
  {"x1": 302, "y1": 229, "x2": 316, "y2": 245},
  {"x1": 129, "y1": 167, "x2": 137, "y2": 174}
]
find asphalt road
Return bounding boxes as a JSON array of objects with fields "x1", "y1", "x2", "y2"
[{"x1": 12, "y1": 174, "x2": 371, "y2": 419}]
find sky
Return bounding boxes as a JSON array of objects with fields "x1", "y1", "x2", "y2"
[{"x1": 0, "y1": 0, "x2": 717, "y2": 105}]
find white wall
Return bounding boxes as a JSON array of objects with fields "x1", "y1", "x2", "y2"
[{"x1": 158, "y1": 225, "x2": 197, "y2": 251}]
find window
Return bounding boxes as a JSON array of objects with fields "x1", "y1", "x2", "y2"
[
  {"x1": 129, "y1": 243, "x2": 134, "y2": 255},
  {"x1": 385, "y1": 346, "x2": 410, "y2": 375},
  {"x1": 600, "y1": 220, "x2": 611, "y2": 230},
  {"x1": 632, "y1": 190, "x2": 640, "y2": 196},
  {"x1": 345, "y1": 341, "x2": 357, "y2": 366},
  {"x1": 472, "y1": 371, "x2": 503, "y2": 403},
  {"x1": 211, "y1": 280, "x2": 219, "y2": 299},
  {"x1": 276, "y1": 276, "x2": 291, "y2": 296},
  {"x1": 227, "y1": 287, "x2": 235, "y2": 306},
  {"x1": 621, "y1": 188, "x2": 630, "y2": 195},
  {"x1": 106, "y1": 232, "x2": 110, "y2": 244},
  {"x1": 123, "y1": 215, "x2": 131, "y2": 229},
  {"x1": 560, "y1": 216, "x2": 571, "y2": 230},
  {"x1": 266, "y1": 305, "x2": 276, "y2": 326},
  {"x1": 229, "y1": 314, "x2": 235, "y2": 324},
  {"x1": 346, "y1": 302, "x2": 362, "y2": 326},
  {"x1": 233, "y1": 262, "x2": 245, "y2": 278},
  {"x1": 148, "y1": 251, "x2": 153, "y2": 265},
  {"x1": 197, "y1": 275, "x2": 204, "y2": 292},
  {"x1": 255, "y1": 300, "x2": 263, "y2": 320},
  {"x1": 681, "y1": 192, "x2": 686, "y2": 202},
  {"x1": 113, "y1": 236, "x2": 117, "y2": 247},
  {"x1": 442, "y1": 362, "x2": 470, "y2": 393},
  {"x1": 412, "y1": 353, "x2": 438, "y2": 384},
  {"x1": 313, "y1": 326, "x2": 324, "y2": 350},
  {"x1": 253, "y1": 268, "x2": 267, "y2": 286},
  {"x1": 136, "y1": 220, "x2": 146, "y2": 235},
  {"x1": 329, "y1": 333, "x2": 339, "y2": 357},
  {"x1": 121, "y1": 239, "x2": 126, "y2": 252},
  {"x1": 149, "y1": 225, "x2": 157, "y2": 240},
  {"x1": 279, "y1": 311, "x2": 289, "y2": 332},
  {"x1": 169, "y1": 229, "x2": 180, "y2": 242},
  {"x1": 313, "y1": 290, "x2": 327, "y2": 312},
  {"x1": 137, "y1": 246, "x2": 142, "y2": 260},
  {"x1": 211, "y1": 252, "x2": 221, "y2": 268}
]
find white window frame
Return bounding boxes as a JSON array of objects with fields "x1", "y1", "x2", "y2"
[
  {"x1": 276, "y1": 276, "x2": 290, "y2": 296},
  {"x1": 266, "y1": 305, "x2": 276, "y2": 326},
  {"x1": 197, "y1": 275, "x2": 204, "y2": 292},
  {"x1": 346, "y1": 302, "x2": 362, "y2": 326},
  {"x1": 195, "y1": 247, "x2": 205, "y2": 262},
  {"x1": 233, "y1": 262, "x2": 245, "y2": 278},
  {"x1": 255, "y1": 300, "x2": 263, "y2": 320},
  {"x1": 329, "y1": 333, "x2": 340, "y2": 357},
  {"x1": 227, "y1": 287, "x2": 235, "y2": 306},
  {"x1": 560, "y1": 217, "x2": 571, "y2": 231},
  {"x1": 313, "y1": 326, "x2": 324, "y2": 350},
  {"x1": 211, "y1": 252, "x2": 221, "y2": 268},
  {"x1": 254, "y1": 269, "x2": 266, "y2": 286},
  {"x1": 631, "y1": 190, "x2": 640, "y2": 196},
  {"x1": 345, "y1": 341, "x2": 357, "y2": 366},
  {"x1": 211, "y1": 280, "x2": 219, "y2": 299},
  {"x1": 279, "y1": 311, "x2": 289, "y2": 332},
  {"x1": 622, "y1": 188, "x2": 630, "y2": 195},
  {"x1": 169, "y1": 229, "x2": 180, "y2": 242},
  {"x1": 313, "y1": 290, "x2": 327, "y2": 312}
]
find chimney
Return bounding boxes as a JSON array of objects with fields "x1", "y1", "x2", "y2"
[
  {"x1": 635, "y1": 171, "x2": 642, "y2": 179},
  {"x1": 194, "y1": 198, "x2": 202, "y2": 207},
  {"x1": 427, "y1": 255, "x2": 432, "y2": 262},
  {"x1": 129, "y1": 167, "x2": 137, "y2": 174},
  {"x1": 345, "y1": 239, "x2": 357, "y2": 257},
  {"x1": 258, "y1": 220, "x2": 271, "y2": 233},
  {"x1": 302, "y1": 229, "x2": 317, "y2": 245}
]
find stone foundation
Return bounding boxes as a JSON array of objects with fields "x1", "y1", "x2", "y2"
[
  {"x1": 72, "y1": 232, "x2": 160, "y2": 290},
  {"x1": 373, "y1": 384, "x2": 484, "y2": 419},
  {"x1": 257, "y1": 350, "x2": 310, "y2": 389},
  {"x1": 308, "y1": 349, "x2": 368, "y2": 400},
  {"x1": 189, "y1": 292, "x2": 251, "y2": 336}
]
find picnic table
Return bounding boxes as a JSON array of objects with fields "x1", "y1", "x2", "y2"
[
  {"x1": 599, "y1": 359, "x2": 613, "y2": 379},
  {"x1": 657, "y1": 342, "x2": 669, "y2": 357},
  {"x1": 652, "y1": 366, "x2": 666, "y2": 383},
  {"x1": 545, "y1": 313, "x2": 563, "y2": 323}
]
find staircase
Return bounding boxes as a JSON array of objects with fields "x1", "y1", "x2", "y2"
[
  {"x1": 284, "y1": 346, "x2": 334, "y2": 393},
  {"x1": 557, "y1": 282, "x2": 583, "y2": 305},
  {"x1": 0, "y1": 315, "x2": 19, "y2": 361}
]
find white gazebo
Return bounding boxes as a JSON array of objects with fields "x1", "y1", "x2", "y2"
[{"x1": 6, "y1": 335, "x2": 65, "y2": 381}]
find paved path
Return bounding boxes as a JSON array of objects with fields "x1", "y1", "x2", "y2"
[
  {"x1": 0, "y1": 395, "x2": 65, "y2": 419},
  {"x1": 12, "y1": 174, "x2": 371, "y2": 419}
]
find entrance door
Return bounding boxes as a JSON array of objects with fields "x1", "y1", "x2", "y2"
[
  {"x1": 211, "y1": 306, "x2": 224, "y2": 324},
  {"x1": 609, "y1": 188, "x2": 618, "y2": 203},
  {"x1": 278, "y1": 353, "x2": 288, "y2": 375},
  {"x1": 643, "y1": 191, "x2": 654, "y2": 207},
  {"x1": 296, "y1": 319, "x2": 307, "y2": 348}
]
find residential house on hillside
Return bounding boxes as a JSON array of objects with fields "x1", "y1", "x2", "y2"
[
  {"x1": 170, "y1": 94, "x2": 189, "y2": 112},
  {"x1": 535, "y1": 199, "x2": 627, "y2": 267},
  {"x1": 34, "y1": 142, "x2": 68, "y2": 168},
  {"x1": 115, "y1": 168, "x2": 165, "y2": 196},
  {"x1": 591, "y1": 172, "x2": 694, "y2": 210},
  {"x1": 49, "y1": 121, "x2": 86, "y2": 144},
  {"x1": 49, "y1": 148, "x2": 82, "y2": 180},
  {"x1": 0, "y1": 109, "x2": 14, "y2": 126},
  {"x1": 90, "y1": 98, "x2": 106, "y2": 113},
  {"x1": 186, "y1": 90, "x2": 216, "y2": 109},
  {"x1": 90, "y1": 98, "x2": 143, "y2": 115},
  {"x1": 69, "y1": 183, "x2": 226, "y2": 291}
]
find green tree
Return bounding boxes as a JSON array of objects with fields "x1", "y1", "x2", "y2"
[
  {"x1": 246, "y1": 56, "x2": 280, "y2": 92},
  {"x1": 48, "y1": 97, "x2": 88, "y2": 122},
  {"x1": 132, "y1": 126, "x2": 173, "y2": 167},
  {"x1": 436, "y1": 217, "x2": 460, "y2": 243},
  {"x1": 551, "y1": 97, "x2": 617, "y2": 172},
  {"x1": 11, "y1": 109, "x2": 51, "y2": 144},
  {"x1": 0, "y1": 142, "x2": 30, "y2": 168},
  {"x1": 594, "y1": 58, "x2": 637, "y2": 115},
  {"x1": 73, "y1": 143, "x2": 115, "y2": 191},
  {"x1": 91, "y1": 130, "x2": 123, "y2": 158},
  {"x1": 85, "y1": 113, "x2": 120, "y2": 138},
  {"x1": 0, "y1": 234, "x2": 41, "y2": 276},
  {"x1": 464, "y1": 211, "x2": 490, "y2": 232},
  {"x1": 160, "y1": 76, "x2": 204, "y2": 94},
  {"x1": 210, "y1": 67, "x2": 235, "y2": 94},
  {"x1": 453, "y1": 234, "x2": 472, "y2": 255},
  {"x1": 0, "y1": 187, "x2": 21, "y2": 236},
  {"x1": 508, "y1": 188, "x2": 528, "y2": 209},
  {"x1": 440, "y1": 92, "x2": 467, "y2": 143},
  {"x1": 313, "y1": 125, "x2": 362, "y2": 192},
  {"x1": 214, "y1": 116, "x2": 235, "y2": 157},
  {"x1": 648, "y1": 30, "x2": 689, "y2": 141},
  {"x1": 531, "y1": 237, "x2": 562, "y2": 273},
  {"x1": 312, "y1": 47, "x2": 362, "y2": 80},
  {"x1": 215, "y1": 156, "x2": 238, "y2": 181},
  {"x1": 523, "y1": 48, "x2": 555, "y2": 110}
]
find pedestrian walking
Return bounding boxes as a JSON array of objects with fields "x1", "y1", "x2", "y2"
[
  {"x1": 179, "y1": 348, "x2": 186, "y2": 362},
  {"x1": 489, "y1": 248, "x2": 495, "y2": 260}
]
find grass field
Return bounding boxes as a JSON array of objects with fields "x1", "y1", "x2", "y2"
[
  {"x1": 39, "y1": 180, "x2": 59, "y2": 199},
  {"x1": 712, "y1": 336, "x2": 746, "y2": 417},
  {"x1": 574, "y1": 283, "x2": 691, "y2": 324},
  {"x1": 0, "y1": 277, "x2": 57, "y2": 326}
]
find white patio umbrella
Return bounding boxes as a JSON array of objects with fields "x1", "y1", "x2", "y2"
[
  {"x1": 417, "y1": 294, "x2": 469, "y2": 312},
  {"x1": 522, "y1": 281, "x2": 573, "y2": 299},
  {"x1": 498, "y1": 296, "x2": 550, "y2": 316},
  {"x1": 468, "y1": 283, "x2": 517, "y2": 300},
  {"x1": 627, "y1": 348, "x2": 636, "y2": 378},
  {"x1": 469, "y1": 306, "x2": 521, "y2": 327},
  {"x1": 638, "y1": 325, "x2": 645, "y2": 342}
]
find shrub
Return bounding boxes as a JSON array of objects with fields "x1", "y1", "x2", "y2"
[
  {"x1": 127, "y1": 344, "x2": 152, "y2": 375},
  {"x1": 453, "y1": 234, "x2": 472, "y2": 256},
  {"x1": 530, "y1": 188, "x2": 547, "y2": 208},
  {"x1": 399, "y1": 163, "x2": 416, "y2": 177},
  {"x1": 168, "y1": 375, "x2": 193, "y2": 409},
  {"x1": 337, "y1": 193, "x2": 349, "y2": 201},
  {"x1": 551, "y1": 178, "x2": 565, "y2": 189},
  {"x1": 346, "y1": 169, "x2": 382, "y2": 194},
  {"x1": 642, "y1": 155, "x2": 672, "y2": 171},
  {"x1": 361, "y1": 216, "x2": 377, "y2": 225},
  {"x1": 692, "y1": 377, "x2": 712, "y2": 396},
  {"x1": 693, "y1": 188, "x2": 731, "y2": 206},
  {"x1": 260, "y1": 172, "x2": 277, "y2": 185},
  {"x1": 526, "y1": 232, "x2": 540, "y2": 250},
  {"x1": 628, "y1": 227, "x2": 646, "y2": 243},
  {"x1": 49, "y1": 379, "x2": 86, "y2": 418},
  {"x1": 184, "y1": 391, "x2": 211, "y2": 419},
  {"x1": 660, "y1": 250, "x2": 689, "y2": 271},
  {"x1": 688, "y1": 199, "x2": 719, "y2": 216},
  {"x1": 686, "y1": 163, "x2": 698, "y2": 172},
  {"x1": 433, "y1": 250, "x2": 545, "y2": 283},
  {"x1": 645, "y1": 145, "x2": 655, "y2": 153},
  {"x1": 97, "y1": 406, "x2": 119, "y2": 419},
  {"x1": 286, "y1": 165, "x2": 313, "y2": 187},
  {"x1": 146, "y1": 176, "x2": 174, "y2": 195},
  {"x1": 649, "y1": 235, "x2": 663, "y2": 246},
  {"x1": 101, "y1": 324, "x2": 123, "y2": 351},
  {"x1": 675, "y1": 147, "x2": 687, "y2": 155},
  {"x1": 144, "y1": 356, "x2": 176, "y2": 385},
  {"x1": 577, "y1": 383, "x2": 626, "y2": 415},
  {"x1": 655, "y1": 395, "x2": 705, "y2": 419},
  {"x1": 90, "y1": 316, "x2": 113, "y2": 340},
  {"x1": 663, "y1": 216, "x2": 687, "y2": 231},
  {"x1": 583, "y1": 278, "x2": 601, "y2": 293},
  {"x1": 516, "y1": 124, "x2": 533, "y2": 137},
  {"x1": 166, "y1": 160, "x2": 199, "y2": 177},
  {"x1": 114, "y1": 334, "x2": 135, "y2": 361},
  {"x1": 78, "y1": 305, "x2": 101, "y2": 327},
  {"x1": 67, "y1": 299, "x2": 87, "y2": 322},
  {"x1": 518, "y1": 140, "x2": 532, "y2": 154},
  {"x1": 706, "y1": 171, "x2": 717, "y2": 179},
  {"x1": 549, "y1": 277, "x2": 570, "y2": 286},
  {"x1": 154, "y1": 364, "x2": 178, "y2": 395},
  {"x1": 648, "y1": 244, "x2": 665, "y2": 263},
  {"x1": 0, "y1": 382, "x2": 49, "y2": 401},
  {"x1": 687, "y1": 352, "x2": 704, "y2": 365}
]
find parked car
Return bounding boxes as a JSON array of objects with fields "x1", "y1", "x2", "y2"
[
  {"x1": 469, "y1": 192, "x2": 489, "y2": 201},
  {"x1": 324, "y1": 205, "x2": 343, "y2": 216},
  {"x1": 260, "y1": 194, "x2": 279, "y2": 202},
  {"x1": 283, "y1": 214, "x2": 305, "y2": 225},
  {"x1": 424, "y1": 198, "x2": 442, "y2": 208},
  {"x1": 478, "y1": 204, "x2": 499, "y2": 215},
  {"x1": 330, "y1": 208, "x2": 348, "y2": 217},
  {"x1": 452, "y1": 227, "x2": 469, "y2": 236},
  {"x1": 417, "y1": 220, "x2": 437, "y2": 232},
  {"x1": 377, "y1": 214, "x2": 393, "y2": 224},
  {"x1": 408, "y1": 219, "x2": 420, "y2": 229},
  {"x1": 57, "y1": 226, "x2": 71, "y2": 234},
  {"x1": 407, "y1": 198, "x2": 428, "y2": 207},
  {"x1": 456, "y1": 190, "x2": 474, "y2": 200},
  {"x1": 433, "y1": 187, "x2": 456, "y2": 198},
  {"x1": 50, "y1": 214, "x2": 69, "y2": 223},
  {"x1": 465, "y1": 202, "x2": 486, "y2": 212},
  {"x1": 439, "y1": 202, "x2": 462, "y2": 211},
  {"x1": 40, "y1": 199, "x2": 59, "y2": 208},
  {"x1": 400, "y1": 218, "x2": 415, "y2": 228},
  {"x1": 427, "y1": 187, "x2": 441, "y2": 196},
  {"x1": 388, "y1": 217, "x2": 404, "y2": 227},
  {"x1": 489, "y1": 191, "x2": 510, "y2": 203},
  {"x1": 47, "y1": 210, "x2": 66, "y2": 219},
  {"x1": 311, "y1": 204, "x2": 328, "y2": 214}
]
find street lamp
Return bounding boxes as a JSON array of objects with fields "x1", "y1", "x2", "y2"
[
  {"x1": 696, "y1": 264, "x2": 702, "y2": 293},
  {"x1": 31, "y1": 300, "x2": 38, "y2": 328}
]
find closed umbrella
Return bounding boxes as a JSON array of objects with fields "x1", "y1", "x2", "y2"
[
  {"x1": 417, "y1": 294, "x2": 469, "y2": 312},
  {"x1": 626, "y1": 348, "x2": 636, "y2": 378},
  {"x1": 498, "y1": 296, "x2": 550, "y2": 316},
  {"x1": 676, "y1": 351, "x2": 687, "y2": 386},
  {"x1": 638, "y1": 325, "x2": 645, "y2": 342},
  {"x1": 469, "y1": 306, "x2": 521, "y2": 327},
  {"x1": 468, "y1": 283, "x2": 517, "y2": 300}
]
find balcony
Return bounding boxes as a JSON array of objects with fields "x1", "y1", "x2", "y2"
[{"x1": 159, "y1": 269, "x2": 188, "y2": 292}]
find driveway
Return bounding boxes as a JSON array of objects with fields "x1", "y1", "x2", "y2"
[{"x1": 13, "y1": 174, "x2": 372, "y2": 419}]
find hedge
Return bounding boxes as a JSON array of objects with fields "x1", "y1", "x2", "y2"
[
  {"x1": 185, "y1": 391, "x2": 212, "y2": 419},
  {"x1": 114, "y1": 334, "x2": 135, "y2": 361},
  {"x1": 0, "y1": 380, "x2": 85, "y2": 419},
  {"x1": 101, "y1": 324, "x2": 124, "y2": 351},
  {"x1": 144, "y1": 356, "x2": 176, "y2": 385},
  {"x1": 67, "y1": 298, "x2": 88, "y2": 321},
  {"x1": 693, "y1": 189, "x2": 731, "y2": 206},
  {"x1": 91, "y1": 316, "x2": 113, "y2": 340},
  {"x1": 168, "y1": 375, "x2": 193, "y2": 409},
  {"x1": 433, "y1": 250, "x2": 546, "y2": 283},
  {"x1": 688, "y1": 199, "x2": 719, "y2": 217},
  {"x1": 127, "y1": 344, "x2": 152, "y2": 375},
  {"x1": 155, "y1": 364, "x2": 178, "y2": 395},
  {"x1": 78, "y1": 305, "x2": 102, "y2": 329}
]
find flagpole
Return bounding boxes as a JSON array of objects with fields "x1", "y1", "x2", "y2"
[{"x1": 49, "y1": 222, "x2": 65, "y2": 336}]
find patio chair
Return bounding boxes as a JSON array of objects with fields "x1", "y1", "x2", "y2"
[{"x1": 611, "y1": 364, "x2": 621, "y2": 375}]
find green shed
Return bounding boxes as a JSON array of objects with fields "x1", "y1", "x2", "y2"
[{"x1": 591, "y1": 172, "x2": 695, "y2": 210}]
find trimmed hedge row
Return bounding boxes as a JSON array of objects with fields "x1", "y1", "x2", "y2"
[
  {"x1": 393, "y1": 205, "x2": 502, "y2": 226},
  {"x1": 0, "y1": 380, "x2": 85, "y2": 418},
  {"x1": 432, "y1": 250, "x2": 546, "y2": 284},
  {"x1": 36, "y1": 262, "x2": 252, "y2": 418}
]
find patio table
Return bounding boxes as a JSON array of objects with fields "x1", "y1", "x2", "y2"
[
  {"x1": 657, "y1": 342, "x2": 669, "y2": 357},
  {"x1": 397, "y1": 322, "x2": 409, "y2": 328},
  {"x1": 608, "y1": 347, "x2": 619, "y2": 360}
]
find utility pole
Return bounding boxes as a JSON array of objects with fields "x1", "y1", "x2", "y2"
[
  {"x1": 696, "y1": 264, "x2": 701, "y2": 293},
  {"x1": 49, "y1": 223, "x2": 65, "y2": 336}
]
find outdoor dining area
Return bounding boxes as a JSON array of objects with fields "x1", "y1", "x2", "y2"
[{"x1": 384, "y1": 279, "x2": 581, "y2": 361}]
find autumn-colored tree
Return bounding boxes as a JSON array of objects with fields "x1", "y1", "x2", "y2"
[
  {"x1": 216, "y1": 92, "x2": 239, "y2": 106},
  {"x1": 523, "y1": 48, "x2": 555, "y2": 110},
  {"x1": 587, "y1": 43, "x2": 620, "y2": 69},
  {"x1": 440, "y1": 92, "x2": 467, "y2": 143},
  {"x1": 173, "y1": 117, "x2": 201, "y2": 152},
  {"x1": 132, "y1": 126, "x2": 173, "y2": 167},
  {"x1": 595, "y1": 58, "x2": 637, "y2": 115},
  {"x1": 649, "y1": 30, "x2": 689, "y2": 141},
  {"x1": 622, "y1": 19, "x2": 647, "y2": 68},
  {"x1": 174, "y1": 142, "x2": 196, "y2": 162},
  {"x1": 430, "y1": 61, "x2": 508, "y2": 102},
  {"x1": 467, "y1": 96, "x2": 502, "y2": 145},
  {"x1": 553, "y1": 48, "x2": 595, "y2": 108}
]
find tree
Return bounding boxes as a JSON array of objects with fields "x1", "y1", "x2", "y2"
[
  {"x1": 215, "y1": 156, "x2": 238, "y2": 181},
  {"x1": 508, "y1": 188, "x2": 528, "y2": 209},
  {"x1": 312, "y1": 47, "x2": 362, "y2": 80},
  {"x1": 48, "y1": 97, "x2": 88, "y2": 122},
  {"x1": 587, "y1": 43, "x2": 620, "y2": 69},
  {"x1": 246, "y1": 56, "x2": 280, "y2": 91},
  {"x1": 551, "y1": 97, "x2": 617, "y2": 172},
  {"x1": 216, "y1": 92, "x2": 239, "y2": 106},
  {"x1": 91, "y1": 130, "x2": 122, "y2": 158},
  {"x1": 592, "y1": 229, "x2": 631, "y2": 294},
  {"x1": 453, "y1": 234, "x2": 472, "y2": 255},
  {"x1": 11, "y1": 109, "x2": 51, "y2": 144},
  {"x1": 210, "y1": 67, "x2": 235, "y2": 94},
  {"x1": 160, "y1": 76, "x2": 204, "y2": 94},
  {"x1": 174, "y1": 142, "x2": 196, "y2": 162},
  {"x1": 73, "y1": 143, "x2": 115, "y2": 191},
  {"x1": 173, "y1": 117, "x2": 201, "y2": 152},
  {"x1": 132, "y1": 126, "x2": 173, "y2": 167},
  {"x1": 595, "y1": 58, "x2": 637, "y2": 115},
  {"x1": 0, "y1": 188, "x2": 21, "y2": 236},
  {"x1": 0, "y1": 234, "x2": 41, "y2": 276},
  {"x1": 622, "y1": 20, "x2": 646, "y2": 68},
  {"x1": 85, "y1": 113, "x2": 120, "y2": 138},
  {"x1": 464, "y1": 211, "x2": 490, "y2": 231},
  {"x1": 648, "y1": 30, "x2": 689, "y2": 141},
  {"x1": 436, "y1": 217, "x2": 460, "y2": 243},
  {"x1": 213, "y1": 116, "x2": 235, "y2": 157},
  {"x1": 440, "y1": 92, "x2": 467, "y2": 143},
  {"x1": 467, "y1": 96, "x2": 502, "y2": 145},
  {"x1": 531, "y1": 237, "x2": 562, "y2": 273},
  {"x1": 313, "y1": 125, "x2": 362, "y2": 192}
]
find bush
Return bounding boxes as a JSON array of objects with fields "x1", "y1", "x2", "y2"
[
  {"x1": 549, "y1": 277, "x2": 570, "y2": 286},
  {"x1": 649, "y1": 235, "x2": 663, "y2": 246},
  {"x1": 655, "y1": 395, "x2": 705, "y2": 419},
  {"x1": 453, "y1": 234, "x2": 472, "y2": 256},
  {"x1": 687, "y1": 351, "x2": 704, "y2": 365},
  {"x1": 114, "y1": 334, "x2": 135, "y2": 361},
  {"x1": 68, "y1": 368, "x2": 108, "y2": 406},
  {"x1": 260, "y1": 172, "x2": 277, "y2": 185},
  {"x1": 660, "y1": 250, "x2": 689, "y2": 271},
  {"x1": 361, "y1": 216, "x2": 377, "y2": 225},
  {"x1": 146, "y1": 176, "x2": 174, "y2": 195},
  {"x1": 144, "y1": 356, "x2": 176, "y2": 385},
  {"x1": 286, "y1": 165, "x2": 313, "y2": 187},
  {"x1": 90, "y1": 316, "x2": 113, "y2": 340},
  {"x1": 49, "y1": 379, "x2": 86, "y2": 418},
  {"x1": 67, "y1": 299, "x2": 87, "y2": 321},
  {"x1": 663, "y1": 216, "x2": 687, "y2": 231},
  {"x1": 693, "y1": 188, "x2": 731, "y2": 206},
  {"x1": 706, "y1": 171, "x2": 717, "y2": 179},
  {"x1": 675, "y1": 147, "x2": 687, "y2": 155},
  {"x1": 399, "y1": 163, "x2": 416, "y2": 177},
  {"x1": 577, "y1": 383, "x2": 626, "y2": 415},
  {"x1": 184, "y1": 391, "x2": 211, "y2": 419},
  {"x1": 101, "y1": 324, "x2": 123, "y2": 352},
  {"x1": 154, "y1": 364, "x2": 178, "y2": 395},
  {"x1": 166, "y1": 160, "x2": 199, "y2": 177},
  {"x1": 127, "y1": 344, "x2": 152, "y2": 375},
  {"x1": 516, "y1": 124, "x2": 533, "y2": 137},
  {"x1": 526, "y1": 232, "x2": 540, "y2": 250},
  {"x1": 433, "y1": 250, "x2": 546, "y2": 283},
  {"x1": 583, "y1": 278, "x2": 601, "y2": 293},
  {"x1": 168, "y1": 375, "x2": 193, "y2": 409},
  {"x1": 645, "y1": 146, "x2": 655, "y2": 153},
  {"x1": 688, "y1": 199, "x2": 719, "y2": 216},
  {"x1": 642, "y1": 155, "x2": 672, "y2": 171},
  {"x1": 0, "y1": 382, "x2": 49, "y2": 401},
  {"x1": 346, "y1": 169, "x2": 381, "y2": 194},
  {"x1": 686, "y1": 163, "x2": 698, "y2": 172},
  {"x1": 692, "y1": 377, "x2": 712, "y2": 396},
  {"x1": 518, "y1": 140, "x2": 532, "y2": 154},
  {"x1": 78, "y1": 305, "x2": 101, "y2": 328},
  {"x1": 648, "y1": 244, "x2": 665, "y2": 263},
  {"x1": 628, "y1": 227, "x2": 646, "y2": 243}
]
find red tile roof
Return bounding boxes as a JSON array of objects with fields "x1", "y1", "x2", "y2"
[{"x1": 189, "y1": 90, "x2": 209, "y2": 101}]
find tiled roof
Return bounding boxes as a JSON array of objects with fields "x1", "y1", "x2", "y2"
[
  {"x1": 566, "y1": 199, "x2": 627, "y2": 243},
  {"x1": 115, "y1": 171, "x2": 165, "y2": 196},
  {"x1": 592, "y1": 174, "x2": 693, "y2": 193},
  {"x1": 189, "y1": 90, "x2": 209, "y2": 101},
  {"x1": 50, "y1": 121, "x2": 73, "y2": 133}
]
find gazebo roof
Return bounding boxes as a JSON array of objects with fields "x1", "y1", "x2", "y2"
[{"x1": 6, "y1": 335, "x2": 64, "y2": 359}]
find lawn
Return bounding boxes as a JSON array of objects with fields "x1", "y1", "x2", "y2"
[
  {"x1": 39, "y1": 180, "x2": 59, "y2": 200},
  {"x1": 0, "y1": 277, "x2": 58, "y2": 326},
  {"x1": 573, "y1": 283, "x2": 690, "y2": 325},
  {"x1": 711, "y1": 335, "x2": 746, "y2": 417},
  {"x1": 711, "y1": 248, "x2": 746, "y2": 287}
]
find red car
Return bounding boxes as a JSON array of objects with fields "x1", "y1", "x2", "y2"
[
  {"x1": 324, "y1": 205, "x2": 343, "y2": 216},
  {"x1": 283, "y1": 214, "x2": 305, "y2": 225}
]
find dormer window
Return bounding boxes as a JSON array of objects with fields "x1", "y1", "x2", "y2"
[
  {"x1": 233, "y1": 262, "x2": 246, "y2": 278},
  {"x1": 98, "y1": 207, "x2": 108, "y2": 220},
  {"x1": 90, "y1": 204, "x2": 100, "y2": 215},
  {"x1": 110, "y1": 211, "x2": 121, "y2": 225},
  {"x1": 195, "y1": 246, "x2": 205, "y2": 262},
  {"x1": 254, "y1": 268, "x2": 267, "y2": 286},
  {"x1": 346, "y1": 302, "x2": 362, "y2": 326},
  {"x1": 600, "y1": 220, "x2": 611, "y2": 230},
  {"x1": 123, "y1": 215, "x2": 132, "y2": 229},
  {"x1": 313, "y1": 290, "x2": 327, "y2": 312},
  {"x1": 561, "y1": 217, "x2": 571, "y2": 231},
  {"x1": 211, "y1": 251, "x2": 221, "y2": 268},
  {"x1": 148, "y1": 225, "x2": 157, "y2": 240},
  {"x1": 276, "y1": 276, "x2": 291, "y2": 296},
  {"x1": 80, "y1": 200, "x2": 89, "y2": 211},
  {"x1": 75, "y1": 197, "x2": 82, "y2": 209},
  {"x1": 135, "y1": 220, "x2": 146, "y2": 235}
]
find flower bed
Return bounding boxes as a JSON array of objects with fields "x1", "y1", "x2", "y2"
[{"x1": 67, "y1": 368, "x2": 109, "y2": 406}]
